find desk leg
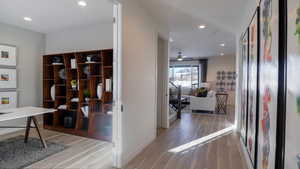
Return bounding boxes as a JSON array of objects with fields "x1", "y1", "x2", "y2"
[
  {"x1": 24, "y1": 117, "x2": 32, "y2": 143},
  {"x1": 32, "y1": 116, "x2": 47, "y2": 148}
]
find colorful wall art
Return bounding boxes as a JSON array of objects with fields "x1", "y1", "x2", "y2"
[
  {"x1": 240, "y1": 29, "x2": 249, "y2": 145},
  {"x1": 257, "y1": 0, "x2": 279, "y2": 169},
  {"x1": 285, "y1": 0, "x2": 300, "y2": 168},
  {"x1": 247, "y1": 9, "x2": 259, "y2": 164},
  {"x1": 0, "y1": 44, "x2": 16, "y2": 66},
  {"x1": 0, "y1": 44, "x2": 18, "y2": 109},
  {"x1": 0, "y1": 92, "x2": 17, "y2": 109},
  {"x1": 0, "y1": 69, "x2": 17, "y2": 89}
]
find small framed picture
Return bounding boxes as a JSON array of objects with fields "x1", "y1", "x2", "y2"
[
  {"x1": 0, "y1": 44, "x2": 17, "y2": 66},
  {"x1": 0, "y1": 91, "x2": 17, "y2": 109},
  {"x1": 0, "y1": 69, "x2": 17, "y2": 89}
]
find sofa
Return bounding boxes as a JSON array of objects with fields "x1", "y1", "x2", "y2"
[{"x1": 190, "y1": 90, "x2": 216, "y2": 112}]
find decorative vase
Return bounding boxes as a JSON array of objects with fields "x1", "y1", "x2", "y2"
[
  {"x1": 50, "y1": 85, "x2": 55, "y2": 100},
  {"x1": 71, "y1": 59, "x2": 77, "y2": 69},
  {"x1": 105, "y1": 78, "x2": 112, "y2": 92},
  {"x1": 97, "y1": 83, "x2": 103, "y2": 99},
  {"x1": 81, "y1": 106, "x2": 89, "y2": 118}
]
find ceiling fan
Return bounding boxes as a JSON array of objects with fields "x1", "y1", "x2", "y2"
[{"x1": 177, "y1": 51, "x2": 186, "y2": 61}]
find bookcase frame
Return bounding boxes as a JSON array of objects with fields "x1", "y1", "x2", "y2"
[{"x1": 43, "y1": 49, "x2": 113, "y2": 141}]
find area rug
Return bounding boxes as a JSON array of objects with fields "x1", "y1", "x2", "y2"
[{"x1": 0, "y1": 136, "x2": 67, "y2": 169}]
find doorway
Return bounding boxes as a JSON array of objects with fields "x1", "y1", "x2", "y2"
[{"x1": 156, "y1": 36, "x2": 170, "y2": 134}]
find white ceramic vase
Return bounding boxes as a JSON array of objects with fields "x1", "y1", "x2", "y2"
[
  {"x1": 97, "y1": 83, "x2": 103, "y2": 99},
  {"x1": 81, "y1": 106, "x2": 89, "y2": 118},
  {"x1": 50, "y1": 85, "x2": 55, "y2": 100}
]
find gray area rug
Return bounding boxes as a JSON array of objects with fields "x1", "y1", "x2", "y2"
[{"x1": 0, "y1": 136, "x2": 66, "y2": 169}]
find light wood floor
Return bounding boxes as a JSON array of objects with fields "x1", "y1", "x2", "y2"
[
  {"x1": 0, "y1": 128, "x2": 113, "y2": 169},
  {"x1": 123, "y1": 112, "x2": 248, "y2": 169},
  {"x1": 1, "y1": 110, "x2": 246, "y2": 169}
]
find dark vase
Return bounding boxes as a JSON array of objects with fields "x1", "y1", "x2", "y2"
[{"x1": 64, "y1": 116, "x2": 73, "y2": 128}]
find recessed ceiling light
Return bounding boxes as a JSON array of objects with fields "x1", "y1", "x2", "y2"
[
  {"x1": 198, "y1": 25, "x2": 206, "y2": 29},
  {"x1": 220, "y1": 53, "x2": 225, "y2": 56},
  {"x1": 23, "y1": 17, "x2": 32, "y2": 22},
  {"x1": 220, "y1": 43, "x2": 225, "y2": 47},
  {"x1": 78, "y1": 1, "x2": 87, "y2": 7}
]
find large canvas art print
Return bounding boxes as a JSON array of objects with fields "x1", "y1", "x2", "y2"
[
  {"x1": 285, "y1": 0, "x2": 300, "y2": 168},
  {"x1": 257, "y1": 0, "x2": 279, "y2": 169},
  {"x1": 247, "y1": 9, "x2": 259, "y2": 164},
  {"x1": 240, "y1": 29, "x2": 249, "y2": 145}
]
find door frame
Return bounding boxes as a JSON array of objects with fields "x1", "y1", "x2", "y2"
[
  {"x1": 112, "y1": 1, "x2": 122, "y2": 168},
  {"x1": 155, "y1": 35, "x2": 170, "y2": 130}
]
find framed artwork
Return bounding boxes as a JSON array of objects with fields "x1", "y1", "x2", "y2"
[
  {"x1": 247, "y1": 8, "x2": 259, "y2": 165},
  {"x1": 284, "y1": 0, "x2": 300, "y2": 168},
  {"x1": 0, "y1": 68, "x2": 17, "y2": 89},
  {"x1": 0, "y1": 91, "x2": 17, "y2": 109},
  {"x1": 240, "y1": 28, "x2": 249, "y2": 145},
  {"x1": 215, "y1": 71, "x2": 236, "y2": 91},
  {"x1": 256, "y1": 0, "x2": 279, "y2": 169},
  {"x1": 0, "y1": 44, "x2": 17, "y2": 66}
]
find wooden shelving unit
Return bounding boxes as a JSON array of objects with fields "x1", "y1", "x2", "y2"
[{"x1": 43, "y1": 49, "x2": 113, "y2": 141}]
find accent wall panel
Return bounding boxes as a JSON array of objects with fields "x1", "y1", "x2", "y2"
[
  {"x1": 285, "y1": 0, "x2": 300, "y2": 168},
  {"x1": 241, "y1": 29, "x2": 249, "y2": 145},
  {"x1": 257, "y1": 0, "x2": 279, "y2": 169},
  {"x1": 247, "y1": 9, "x2": 259, "y2": 164}
]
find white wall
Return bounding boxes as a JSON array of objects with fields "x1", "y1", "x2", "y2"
[
  {"x1": 0, "y1": 22, "x2": 45, "y2": 134},
  {"x1": 45, "y1": 22, "x2": 113, "y2": 54},
  {"x1": 120, "y1": 0, "x2": 162, "y2": 166},
  {"x1": 207, "y1": 55, "x2": 236, "y2": 105}
]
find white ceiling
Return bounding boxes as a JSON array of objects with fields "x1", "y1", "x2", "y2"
[
  {"x1": 0, "y1": 0, "x2": 113, "y2": 33},
  {"x1": 139, "y1": 0, "x2": 248, "y2": 58}
]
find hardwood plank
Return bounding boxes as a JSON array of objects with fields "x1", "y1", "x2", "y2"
[
  {"x1": 122, "y1": 113, "x2": 247, "y2": 169},
  {"x1": 0, "y1": 126, "x2": 112, "y2": 169}
]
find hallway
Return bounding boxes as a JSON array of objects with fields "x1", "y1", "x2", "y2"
[{"x1": 123, "y1": 113, "x2": 248, "y2": 169}]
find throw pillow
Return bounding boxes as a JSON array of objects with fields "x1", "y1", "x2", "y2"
[{"x1": 196, "y1": 87, "x2": 208, "y2": 97}]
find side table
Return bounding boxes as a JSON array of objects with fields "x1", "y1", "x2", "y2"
[{"x1": 216, "y1": 93, "x2": 228, "y2": 114}]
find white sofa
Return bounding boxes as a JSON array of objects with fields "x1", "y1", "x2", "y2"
[{"x1": 190, "y1": 91, "x2": 216, "y2": 112}]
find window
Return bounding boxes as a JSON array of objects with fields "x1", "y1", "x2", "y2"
[{"x1": 169, "y1": 65, "x2": 200, "y2": 88}]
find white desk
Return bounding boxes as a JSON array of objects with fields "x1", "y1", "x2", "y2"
[{"x1": 0, "y1": 107, "x2": 56, "y2": 148}]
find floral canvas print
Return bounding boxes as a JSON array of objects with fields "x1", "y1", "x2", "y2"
[{"x1": 257, "y1": 1, "x2": 279, "y2": 169}]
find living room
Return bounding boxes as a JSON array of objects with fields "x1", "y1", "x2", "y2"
[{"x1": 167, "y1": 25, "x2": 237, "y2": 134}]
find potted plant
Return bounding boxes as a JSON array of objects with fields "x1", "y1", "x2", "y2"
[{"x1": 83, "y1": 89, "x2": 90, "y2": 102}]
